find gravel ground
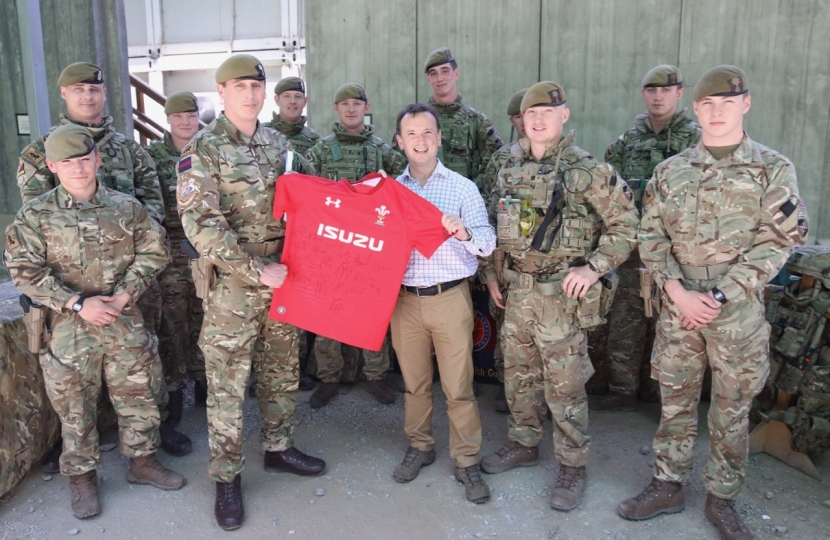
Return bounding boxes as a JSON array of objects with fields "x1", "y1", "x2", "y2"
[{"x1": 1, "y1": 376, "x2": 828, "y2": 540}]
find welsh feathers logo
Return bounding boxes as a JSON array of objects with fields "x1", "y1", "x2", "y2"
[{"x1": 375, "y1": 205, "x2": 390, "y2": 225}]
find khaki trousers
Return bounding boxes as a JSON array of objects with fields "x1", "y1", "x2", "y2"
[{"x1": 390, "y1": 284, "x2": 481, "y2": 467}]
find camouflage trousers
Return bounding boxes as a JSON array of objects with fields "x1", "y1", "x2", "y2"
[
  {"x1": 41, "y1": 307, "x2": 160, "y2": 476},
  {"x1": 314, "y1": 333, "x2": 390, "y2": 383},
  {"x1": 652, "y1": 281, "x2": 769, "y2": 499},
  {"x1": 606, "y1": 256, "x2": 656, "y2": 395},
  {"x1": 489, "y1": 296, "x2": 506, "y2": 383},
  {"x1": 158, "y1": 250, "x2": 205, "y2": 388},
  {"x1": 136, "y1": 279, "x2": 169, "y2": 421},
  {"x1": 501, "y1": 286, "x2": 594, "y2": 467},
  {"x1": 201, "y1": 271, "x2": 299, "y2": 483}
]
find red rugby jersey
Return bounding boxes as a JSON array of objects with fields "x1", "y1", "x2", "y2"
[{"x1": 270, "y1": 172, "x2": 450, "y2": 350}]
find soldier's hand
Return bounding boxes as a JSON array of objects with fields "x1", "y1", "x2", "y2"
[
  {"x1": 487, "y1": 280, "x2": 505, "y2": 309},
  {"x1": 441, "y1": 214, "x2": 471, "y2": 240},
  {"x1": 108, "y1": 292, "x2": 132, "y2": 312},
  {"x1": 665, "y1": 281, "x2": 721, "y2": 329},
  {"x1": 79, "y1": 296, "x2": 122, "y2": 326},
  {"x1": 562, "y1": 265, "x2": 599, "y2": 299},
  {"x1": 260, "y1": 262, "x2": 288, "y2": 288}
]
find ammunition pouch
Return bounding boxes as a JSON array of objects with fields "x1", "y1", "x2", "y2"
[
  {"x1": 638, "y1": 268, "x2": 662, "y2": 318},
  {"x1": 19, "y1": 295, "x2": 47, "y2": 354}
]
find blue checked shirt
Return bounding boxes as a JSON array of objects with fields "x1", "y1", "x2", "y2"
[{"x1": 396, "y1": 160, "x2": 496, "y2": 287}]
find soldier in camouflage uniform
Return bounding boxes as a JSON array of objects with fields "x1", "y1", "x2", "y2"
[
  {"x1": 263, "y1": 76, "x2": 320, "y2": 155},
  {"x1": 305, "y1": 83, "x2": 405, "y2": 408},
  {"x1": 481, "y1": 88, "x2": 528, "y2": 413},
  {"x1": 419, "y1": 47, "x2": 503, "y2": 193},
  {"x1": 4, "y1": 125, "x2": 186, "y2": 520},
  {"x1": 145, "y1": 92, "x2": 207, "y2": 409},
  {"x1": 592, "y1": 65, "x2": 702, "y2": 413},
  {"x1": 176, "y1": 54, "x2": 323, "y2": 531},
  {"x1": 262, "y1": 77, "x2": 319, "y2": 390},
  {"x1": 479, "y1": 83, "x2": 638, "y2": 511},
  {"x1": 618, "y1": 66, "x2": 807, "y2": 540},
  {"x1": 16, "y1": 62, "x2": 191, "y2": 462}
]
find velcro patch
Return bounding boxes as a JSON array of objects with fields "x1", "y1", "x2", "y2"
[
  {"x1": 178, "y1": 156, "x2": 192, "y2": 173},
  {"x1": 5, "y1": 227, "x2": 21, "y2": 251},
  {"x1": 21, "y1": 146, "x2": 44, "y2": 166},
  {"x1": 780, "y1": 199, "x2": 796, "y2": 218}
]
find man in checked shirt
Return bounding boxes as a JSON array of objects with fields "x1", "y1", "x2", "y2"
[{"x1": 390, "y1": 103, "x2": 496, "y2": 504}]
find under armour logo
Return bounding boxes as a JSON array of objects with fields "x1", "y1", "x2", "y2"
[{"x1": 325, "y1": 197, "x2": 341, "y2": 208}]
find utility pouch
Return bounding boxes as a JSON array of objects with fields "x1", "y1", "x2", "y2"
[
  {"x1": 19, "y1": 295, "x2": 46, "y2": 354},
  {"x1": 497, "y1": 199, "x2": 521, "y2": 241},
  {"x1": 797, "y1": 365, "x2": 830, "y2": 416},
  {"x1": 575, "y1": 272, "x2": 619, "y2": 330},
  {"x1": 182, "y1": 239, "x2": 215, "y2": 299}
]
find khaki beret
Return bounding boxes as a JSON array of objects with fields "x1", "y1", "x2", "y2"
[
  {"x1": 693, "y1": 65, "x2": 748, "y2": 101},
  {"x1": 58, "y1": 62, "x2": 103, "y2": 86},
  {"x1": 45, "y1": 124, "x2": 96, "y2": 162},
  {"x1": 164, "y1": 91, "x2": 198, "y2": 115},
  {"x1": 507, "y1": 88, "x2": 529, "y2": 116},
  {"x1": 275, "y1": 76, "x2": 306, "y2": 95},
  {"x1": 521, "y1": 82, "x2": 567, "y2": 113},
  {"x1": 424, "y1": 47, "x2": 455, "y2": 72},
  {"x1": 334, "y1": 83, "x2": 368, "y2": 103},
  {"x1": 215, "y1": 54, "x2": 266, "y2": 84},
  {"x1": 642, "y1": 65, "x2": 683, "y2": 88}
]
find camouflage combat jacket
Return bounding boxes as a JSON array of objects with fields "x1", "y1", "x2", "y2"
[
  {"x1": 4, "y1": 184, "x2": 169, "y2": 311},
  {"x1": 306, "y1": 123, "x2": 406, "y2": 182},
  {"x1": 17, "y1": 115, "x2": 164, "y2": 224},
  {"x1": 481, "y1": 131, "x2": 639, "y2": 283},
  {"x1": 146, "y1": 132, "x2": 187, "y2": 241},
  {"x1": 604, "y1": 108, "x2": 701, "y2": 209},
  {"x1": 263, "y1": 113, "x2": 320, "y2": 155},
  {"x1": 177, "y1": 113, "x2": 315, "y2": 287},
  {"x1": 428, "y1": 94, "x2": 503, "y2": 191},
  {"x1": 639, "y1": 134, "x2": 807, "y2": 304}
]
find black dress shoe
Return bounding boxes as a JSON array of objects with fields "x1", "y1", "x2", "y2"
[
  {"x1": 215, "y1": 475, "x2": 244, "y2": 530},
  {"x1": 41, "y1": 439, "x2": 62, "y2": 474},
  {"x1": 167, "y1": 388, "x2": 184, "y2": 428},
  {"x1": 159, "y1": 421, "x2": 193, "y2": 456},
  {"x1": 264, "y1": 447, "x2": 326, "y2": 476}
]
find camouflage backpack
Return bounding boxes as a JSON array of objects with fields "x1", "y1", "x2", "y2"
[{"x1": 761, "y1": 245, "x2": 830, "y2": 454}]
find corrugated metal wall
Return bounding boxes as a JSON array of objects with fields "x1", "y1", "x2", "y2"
[{"x1": 307, "y1": 0, "x2": 830, "y2": 242}]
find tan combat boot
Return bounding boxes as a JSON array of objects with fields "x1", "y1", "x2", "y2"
[
  {"x1": 549, "y1": 465, "x2": 587, "y2": 511},
  {"x1": 618, "y1": 477, "x2": 685, "y2": 520},
  {"x1": 69, "y1": 470, "x2": 101, "y2": 519},
  {"x1": 127, "y1": 453, "x2": 186, "y2": 490},
  {"x1": 705, "y1": 494, "x2": 754, "y2": 540},
  {"x1": 480, "y1": 441, "x2": 539, "y2": 474}
]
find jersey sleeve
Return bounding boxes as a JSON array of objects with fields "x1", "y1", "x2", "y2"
[
  {"x1": 273, "y1": 173, "x2": 299, "y2": 220},
  {"x1": 399, "y1": 186, "x2": 451, "y2": 259}
]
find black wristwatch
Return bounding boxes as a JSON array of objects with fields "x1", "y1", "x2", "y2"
[
  {"x1": 711, "y1": 288, "x2": 727, "y2": 305},
  {"x1": 71, "y1": 296, "x2": 86, "y2": 313}
]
